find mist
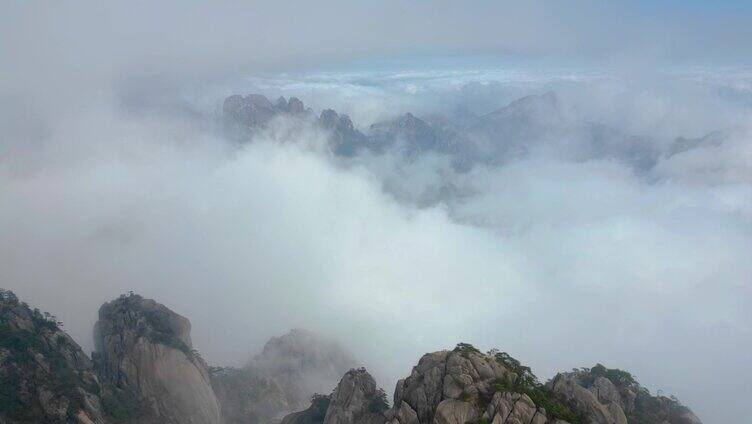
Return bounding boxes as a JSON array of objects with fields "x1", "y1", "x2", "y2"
[{"x1": 2, "y1": 2, "x2": 752, "y2": 423}]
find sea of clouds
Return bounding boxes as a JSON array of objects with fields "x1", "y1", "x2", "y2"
[
  {"x1": 2, "y1": 2, "x2": 752, "y2": 421},
  {"x1": 2, "y1": 65, "x2": 751, "y2": 422}
]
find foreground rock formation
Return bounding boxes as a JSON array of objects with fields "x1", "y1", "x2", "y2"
[
  {"x1": 384, "y1": 344, "x2": 574, "y2": 424},
  {"x1": 1, "y1": 290, "x2": 703, "y2": 424},
  {"x1": 324, "y1": 368, "x2": 389, "y2": 424},
  {"x1": 281, "y1": 368, "x2": 388, "y2": 424},
  {"x1": 94, "y1": 293, "x2": 222, "y2": 424},
  {"x1": 287, "y1": 344, "x2": 702, "y2": 424},
  {"x1": 549, "y1": 365, "x2": 702, "y2": 424},
  {"x1": 0, "y1": 290, "x2": 107, "y2": 424}
]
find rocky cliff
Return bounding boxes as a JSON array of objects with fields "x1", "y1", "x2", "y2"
[
  {"x1": 94, "y1": 293, "x2": 221, "y2": 424},
  {"x1": 0, "y1": 289, "x2": 107, "y2": 424},
  {"x1": 549, "y1": 365, "x2": 702, "y2": 424},
  {"x1": 281, "y1": 394, "x2": 332, "y2": 424},
  {"x1": 385, "y1": 344, "x2": 576, "y2": 424},
  {"x1": 323, "y1": 368, "x2": 388, "y2": 424},
  {"x1": 281, "y1": 367, "x2": 388, "y2": 424}
]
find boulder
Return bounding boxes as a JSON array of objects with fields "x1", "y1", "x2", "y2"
[{"x1": 484, "y1": 392, "x2": 546, "y2": 424}]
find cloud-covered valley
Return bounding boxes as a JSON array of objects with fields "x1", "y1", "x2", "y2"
[
  {"x1": 2, "y1": 67, "x2": 751, "y2": 422},
  {"x1": 2, "y1": 2, "x2": 752, "y2": 422}
]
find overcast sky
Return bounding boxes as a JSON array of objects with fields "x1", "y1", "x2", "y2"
[{"x1": 2, "y1": 2, "x2": 751, "y2": 423}]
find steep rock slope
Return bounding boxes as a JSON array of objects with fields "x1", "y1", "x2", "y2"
[
  {"x1": 94, "y1": 293, "x2": 221, "y2": 424},
  {"x1": 281, "y1": 394, "x2": 331, "y2": 424},
  {"x1": 386, "y1": 344, "x2": 582, "y2": 424},
  {"x1": 0, "y1": 289, "x2": 107, "y2": 424},
  {"x1": 549, "y1": 365, "x2": 702, "y2": 424},
  {"x1": 323, "y1": 368, "x2": 388, "y2": 424},
  {"x1": 281, "y1": 368, "x2": 388, "y2": 424}
]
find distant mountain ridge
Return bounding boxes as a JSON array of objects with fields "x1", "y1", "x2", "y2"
[{"x1": 221, "y1": 92, "x2": 726, "y2": 177}]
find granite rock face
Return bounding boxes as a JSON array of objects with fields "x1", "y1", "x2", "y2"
[
  {"x1": 280, "y1": 368, "x2": 388, "y2": 424},
  {"x1": 549, "y1": 365, "x2": 703, "y2": 424},
  {"x1": 94, "y1": 293, "x2": 221, "y2": 424},
  {"x1": 386, "y1": 347, "x2": 516, "y2": 424},
  {"x1": 281, "y1": 394, "x2": 331, "y2": 424},
  {"x1": 384, "y1": 346, "x2": 590, "y2": 424},
  {"x1": 323, "y1": 368, "x2": 387, "y2": 424},
  {"x1": 0, "y1": 290, "x2": 107, "y2": 424}
]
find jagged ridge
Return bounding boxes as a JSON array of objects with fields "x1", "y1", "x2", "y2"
[{"x1": 0, "y1": 291, "x2": 702, "y2": 424}]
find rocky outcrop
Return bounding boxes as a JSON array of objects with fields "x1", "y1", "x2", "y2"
[
  {"x1": 281, "y1": 394, "x2": 331, "y2": 424},
  {"x1": 280, "y1": 368, "x2": 388, "y2": 424},
  {"x1": 385, "y1": 345, "x2": 584, "y2": 424},
  {"x1": 549, "y1": 372, "x2": 628, "y2": 424},
  {"x1": 387, "y1": 346, "x2": 512, "y2": 424},
  {"x1": 486, "y1": 391, "x2": 551, "y2": 424},
  {"x1": 323, "y1": 368, "x2": 387, "y2": 424},
  {"x1": 94, "y1": 293, "x2": 221, "y2": 424},
  {"x1": 0, "y1": 289, "x2": 107, "y2": 424},
  {"x1": 549, "y1": 365, "x2": 702, "y2": 424}
]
